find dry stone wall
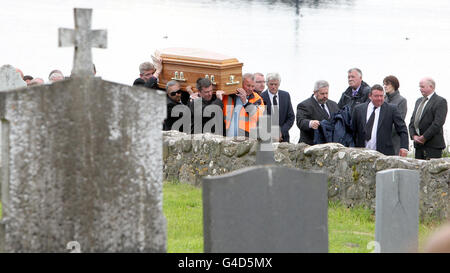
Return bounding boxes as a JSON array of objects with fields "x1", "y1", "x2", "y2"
[{"x1": 163, "y1": 131, "x2": 450, "y2": 221}]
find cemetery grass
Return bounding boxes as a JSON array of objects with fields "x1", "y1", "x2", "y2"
[
  {"x1": 0, "y1": 183, "x2": 440, "y2": 252},
  {"x1": 163, "y1": 181, "x2": 442, "y2": 253}
]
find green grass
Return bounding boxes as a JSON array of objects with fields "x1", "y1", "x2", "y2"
[
  {"x1": 163, "y1": 181, "x2": 203, "y2": 253},
  {"x1": 163, "y1": 182, "x2": 442, "y2": 253},
  {"x1": 0, "y1": 182, "x2": 441, "y2": 253}
]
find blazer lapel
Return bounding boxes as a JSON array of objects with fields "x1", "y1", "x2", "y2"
[
  {"x1": 419, "y1": 93, "x2": 436, "y2": 122},
  {"x1": 312, "y1": 97, "x2": 327, "y2": 120},
  {"x1": 377, "y1": 103, "x2": 386, "y2": 130}
]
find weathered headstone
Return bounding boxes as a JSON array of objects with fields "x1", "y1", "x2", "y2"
[
  {"x1": 0, "y1": 8, "x2": 167, "y2": 252},
  {"x1": 203, "y1": 166, "x2": 328, "y2": 253},
  {"x1": 0, "y1": 65, "x2": 27, "y2": 182},
  {"x1": 255, "y1": 139, "x2": 275, "y2": 165},
  {"x1": 0, "y1": 65, "x2": 27, "y2": 92},
  {"x1": 375, "y1": 168, "x2": 420, "y2": 253}
]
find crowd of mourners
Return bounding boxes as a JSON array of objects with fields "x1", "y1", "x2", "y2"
[
  {"x1": 12, "y1": 58, "x2": 447, "y2": 161},
  {"x1": 133, "y1": 58, "x2": 447, "y2": 160}
]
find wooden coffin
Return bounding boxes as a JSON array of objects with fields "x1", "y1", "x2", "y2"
[{"x1": 158, "y1": 48, "x2": 243, "y2": 94}]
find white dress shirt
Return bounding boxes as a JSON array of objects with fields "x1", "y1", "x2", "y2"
[
  {"x1": 268, "y1": 91, "x2": 279, "y2": 107},
  {"x1": 365, "y1": 102, "x2": 380, "y2": 151}
]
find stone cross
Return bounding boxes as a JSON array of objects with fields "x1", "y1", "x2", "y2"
[
  {"x1": 375, "y1": 169, "x2": 420, "y2": 253},
  {"x1": 203, "y1": 166, "x2": 328, "y2": 253},
  {"x1": 0, "y1": 8, "x2": 167, "y2": 252},
  {"x1": 59, "y1": 8, "x2": 107, "y2": 77}
]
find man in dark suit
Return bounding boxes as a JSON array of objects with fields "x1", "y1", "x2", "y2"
[
  {"x1": 352, "y1": 84, "x2": 409, "y2": 156},
  {"x1": 409, "y1": 77, "x2": 448, "y2": 159},
  {"x1": 260, "y1": 73, "x2": 295, "y2": 143},
  {"x1": 296, "y1": 80, "x2": 340, "y2": 145}
]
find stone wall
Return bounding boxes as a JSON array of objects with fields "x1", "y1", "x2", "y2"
[{"x1": 163, "y1": 131, "x2": 450, "y2": 221}]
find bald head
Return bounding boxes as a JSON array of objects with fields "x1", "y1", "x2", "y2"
[{"x1": 419, "y1": 77, "x2": 435, "y2": 97}]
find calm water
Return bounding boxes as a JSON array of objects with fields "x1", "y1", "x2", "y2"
[{"x1": 1, "y1": 0, "x2": 449, "y2": 143}]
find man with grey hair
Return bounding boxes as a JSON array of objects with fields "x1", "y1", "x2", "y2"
[
  {"x1": 260, "y1": 73, "x2": 295, "y2": 142},
  {"x1": 337, "y1": 68, "x2": 370, "y2": 110},
  {"x1": 296, "y1": 80, "x2": 339, "y2": 145},
  {"x1": 163, "y1": 80, "x2": 188, "y2": 131},
  {"x1": 48, "y1": 69, "x2": 65, "y2": 82},
  {"x1": 133, "y1": 61, "x2": 162, "y2": 88}
]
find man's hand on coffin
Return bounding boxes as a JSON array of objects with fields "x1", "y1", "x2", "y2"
[
  {"x1": 186, "y1": 85, "x2": 194, "y2": 95},
  {"x1": 215, "y1": 90, "x2": 225, "y2": 100},
  {"x1": 151, "y1": 54, "x2": 163, "y2": 73},
  {"x1": 236, "y1": 88, "x2": 247, "y2": 104},
  {"x1": 190, "y1": 92, "x2": 199, "y2": 100}
]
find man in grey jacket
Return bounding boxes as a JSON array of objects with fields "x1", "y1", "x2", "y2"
[{"x1": 383, "y1": 75, "x2": 407, "y2": 154}]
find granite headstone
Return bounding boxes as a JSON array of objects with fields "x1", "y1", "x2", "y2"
[
  {"x1": 203, "y1": 165, "x2": 328, "y2": 253},
  {"x1": 375, "y1": 168, "x2": 420, "y2": 253}
]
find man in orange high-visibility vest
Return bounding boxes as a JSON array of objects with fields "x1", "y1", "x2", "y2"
[{"x1": 222, "y1": 73, "x2": 265, "y2": 138}]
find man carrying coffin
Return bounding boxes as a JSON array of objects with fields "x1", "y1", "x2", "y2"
[
  {"x1": 222, "y1": 73, "x2": 265, "y2": 138},
  {"x1": 190, "y1": 78, "x2": 224, "y2": 135}
]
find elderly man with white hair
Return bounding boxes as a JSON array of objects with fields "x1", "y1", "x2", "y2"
[
  {"x1": 48, "y1": 70, "x2": 65, "y2": 83},
  {"x1": 260, "y1": 73, "x2": 295, "y2": 142}
]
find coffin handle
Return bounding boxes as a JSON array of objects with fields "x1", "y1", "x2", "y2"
[
  {"x1": 171, "y1": 71, "x2": 187, "y2": 82},
  {"x1": 225, "y1": 75, "x2": 240, "y2": 85}
]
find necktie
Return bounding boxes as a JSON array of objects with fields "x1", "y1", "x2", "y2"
[
  {"x1": 414, "y1": 97, "x2": 428, "y2": 131},
  {"x1": 321, "y1": 104, "x2": 329, "y2": 119},
  {"x1": 364, "y1": 106, "x2": 377, "y2": 141},
  {"x1": 273, "y1": 95, "x2": 278, "y2": 106},
  {"x1": 352, "y1": 89, "x2": 358, "y2": 97}
]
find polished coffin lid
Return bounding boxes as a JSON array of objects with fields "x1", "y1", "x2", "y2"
[{"x1": 159, "y1": 47, "x2": 243, "y2": 68}]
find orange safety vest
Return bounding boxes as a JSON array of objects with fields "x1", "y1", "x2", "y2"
[{"x1": 222, "y1": 92, "x2": 265, "y2": 136}]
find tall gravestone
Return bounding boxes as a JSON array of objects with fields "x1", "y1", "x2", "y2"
[
  {"x1": 203, "y1": 165, "x2": 328, "y2": 253},
  {"x1": 375, "y1": 169, "x2": 420, "y2": 253},
  {"x1": 0, "y1": 8, "x2": 167, "y2": 252},
  {"x1": 0, "y1": 65, "x2": 27, "y2": 92},
  {"x1": 0, "y1": 65, "x2": 27, "y2": 169}
]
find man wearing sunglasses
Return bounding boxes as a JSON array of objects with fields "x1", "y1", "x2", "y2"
[{"x1": 163, "y1": 80, "x2": 188, "y2": 131}]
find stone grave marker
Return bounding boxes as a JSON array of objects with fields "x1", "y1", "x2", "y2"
[
  {"x1": 203, "y1": 165, "x2": 328, "y2": 253},
  {"x1": 0, "y1": 65, "x2": 27, "y2": 169},
  {"x1": 0, "y1": 65, "x2": 27, "y2": 92},
  {"x1": 375, "y1": 168, "x2": 420, "y2": 253},
  {"x1": 0, "y1": 8, "x2": 167, "y2": 252}
]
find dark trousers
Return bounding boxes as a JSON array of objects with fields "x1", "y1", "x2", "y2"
[{"x1": 415, "y1": 146, "x2": 442, "y2": 160}]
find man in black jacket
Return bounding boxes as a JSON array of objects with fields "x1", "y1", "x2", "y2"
[
  {"x1": 133, "y1": 62, "x2": 161, "y2": 88},
  {"x1": 190, "y1": 78, "x2": 224, "y2": 135},
  {"x1": 163, "y1": 80, "x2": 189, "y2": 132},
  {"x1": 409, "y1": 77, "x2": 448, "y2": 159},
  {"x1": 338, "y1": 68, "x2": 370, "y2": 111},
  {"x1": 352, "y1": 84, "x2": 409, "y2": 156},
  {"x1": 297, "y1": 80, "x2": 339, "y2": 145}
]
